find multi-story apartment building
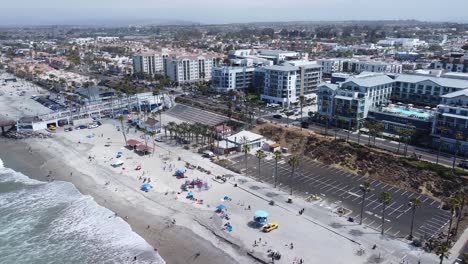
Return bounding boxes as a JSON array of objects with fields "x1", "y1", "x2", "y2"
[
  {"x1": 132, "y1": 52, "x2": 166, "y2": 76},
  {"x1": 431, "y1": 53, "x2": 468, "y2": 73},
  {"x1": 210, "y1": 66, "x2": 255, "y2": 92},
  {"x1": 392, "y1": 74, "x2": 468, "y2": 106},
  {"x1": 165, "y1": 52, "x2": 221, "y2": 84},
  {"x1": 317, "y1": 73, "x2": 395, "y2": 124},
  {"x1": 432, "y1": 89, "x2": 468, "y2": 155},
  {"x1": 260, "y1": 61, "x2": 322, "y2": 107},
  {"x1": 318, "y1": 58, "x2": 402, "y2": 76}
]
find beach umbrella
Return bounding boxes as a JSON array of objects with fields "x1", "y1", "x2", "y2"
[
  {"x1": 216, "y1": 204, "x2": 226, "y2": 210},
  {"x1": 254, "y1": 210, "x2": 269, "y2": 218}
]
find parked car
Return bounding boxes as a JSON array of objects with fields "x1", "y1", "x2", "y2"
[
  {"x1": 75, "y1": 125, "x2": 87, "y2": 130},
  {"x1": 273, "y1": 114, "x2": 282, "y2": 119},
  {"x1": 88, "y1": 124, "x2": 99, "y2": 129},
  {"x1": 263, "y1": 222, "x2": 279, "y2": 233},
  {"x1": 458, "y1": 160, "x2": 468, "y2": 169},
  {"x1": 202, "y1": 150, "x2": 216, "y2": 158},
  {"x1": 64, "y1": 127, "x2": 73, "y2": 132}
]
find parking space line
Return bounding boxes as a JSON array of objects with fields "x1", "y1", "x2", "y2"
[
  {"x1": 374, "y1": 182, "x2": 383, "y2": 188},
  {"x1": 401, "y1": 191, "x2": 408, "y2": 195},
  {"x1": 393, "y1": 230, "x2": 401, "y2": 237},
  {"x1": 430, "y1": 200, "x2": 437, "y2": 205},
  {"x1": 422, "y1": 197, "x2": 429, "y2": 203},
  {"x1": 388, "y1": 204, "x2": 404, "y2": 215}
]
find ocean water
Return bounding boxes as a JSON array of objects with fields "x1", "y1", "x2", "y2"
[{"x1": 0, "y1": 159, "x2": 165, "y2": 264}]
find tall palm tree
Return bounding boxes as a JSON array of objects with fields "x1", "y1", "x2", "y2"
[
  {"x1": 408, "y1": 197, "x2": 422, "y2": 240},
  {"x1": 118, "y1": 115, "x2": 128, "y2": 145},
  {"x1": 287, "y1": 156, "x2": 300, "y2": 195},
  {"x1": 149, "y1": 131, "x2": 156, "y2": 156},
  {"x1": 379, "y1": 192, "x2": 392, "y2": 235},
  {"x1": 394, "y1": 127, "x2": 403, "y2": 153},
  {"x1": 435, "y1": 244, "x2": 450, "y2": 264},
  {"x1": 454, "y1": 189, "x2": 466, "y2": 236},
  {"x1": 273, "y1": 150, "x2": 282, "y2": 188},
  {"x1": 242, "y1": 143, "x2": 251, "y2": 176},
  {"x1": 299, "y1": 95, "x2": 305, "y2": 129},
  {"x1": 359, "y1": 181, "x2": 373, "y2": 225},
  {"x1": 255, "y1": 149, "x2": 266, "y2": 179},
  {"x1": 445, "y1": 196, "x2": 461, "y2": 244},
  {"x1": 436, "y1": 127, "x2": 448, "y2": 164},
  {"x1": 452, "y1": 132, "x2": 464, "y2": 169}
]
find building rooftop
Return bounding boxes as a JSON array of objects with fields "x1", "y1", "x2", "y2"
[
  {"x1": 343, "y1": 73, "x2": 394, "y2": 87},
  {"x1": 395, "y1": 74, "x2": 468, "y2": 89},
  {"x1": 319, "y1": 83, "x2": 339, "y2": 90},
  {"x1": 264, "y1": 64, "x2": 299, "y2": 72},
  {"x1": 441, "y1": 89, "x2": 468, "y2": 98}
]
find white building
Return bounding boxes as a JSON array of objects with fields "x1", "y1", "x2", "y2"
[
  {"x1": 261, "y1": 61, "x2": 322, "y2": 107},
  {"x1": 96, "y1": 37, "x2": 120, "y2": 43},
  {"x1": 132, "y1": 51, "x2": 166, "y2": 76},
  {"x1": 393, "y1": 74, "x2": 468, "y2": 105},
  {"x1": 377, "y1": 38, "x2": 428, "y2": 49},
  {"x1": 318, "y1": 58, "x2": 402, "y2": 75},
  {"x1": 432, "y1": 89, "x2": 468, "y2": 155},
  {"x1": 317, "y1": 73, "x2": 395, "y2": 123},
  {"x1": 165, "y1": 52, "x2": 221, "y2": 83},
  {"x1": 69, "y1": 38, "x2": 95, "y2": 45},
  {"x1": 211, "y1": 66, "x2": 255, "y2": 92}
]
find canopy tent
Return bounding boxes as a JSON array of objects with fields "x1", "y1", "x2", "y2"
[
  {"x1": 255, "y1": 210, "x2": 269, "y2": 218},
  {"x1": 135, "y1": 144, "x2": 153, "y2": 152},
  {"x1": 126, "y1": 139, "x2": 141, "y2": 147},
  {"x1": 175, "y1": 169, "x2": 184, "y2": 177},
  {"x1": 111, "y1": 160, "x2": 124, "y2": 167},
  {"x1": 141, "y1": 183, "x2": 151, "y2": 192},
  {"x1": 254, "y1": 210, "x2": 269, "y2": 225},
  {"x1": 216, "y1": 204, "x2": 226, "y2": 211}
]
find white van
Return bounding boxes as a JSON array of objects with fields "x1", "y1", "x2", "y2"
[{"x1": 202, "y1": 150, "x2": 216, "y2": 158}]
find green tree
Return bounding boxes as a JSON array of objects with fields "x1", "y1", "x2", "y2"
[
  {"x1": 454, "y1": 189, "x2": 466, "y2": 236},
  {"x1": 299, "y1": 95, "x2": 305, "y2": 129},
  {"x1": 255, "y1": 149, "x2": 266, "y2": 179},
  {"x1": 436, "y1": 127, "x2": 447, "y2": 164},
  {"x1": 287, "y1": 156, "x2": 300, "y2": 195},
  {"x1": 435, "y1": 244, "x2": 450, "y2": 264},
  {"x1": 149, "y1": 131, "x2": 156, "y2": 156},
  {"x1": 379, "y1": 192, "x2": 392, "y2": 235},
  {"x1": 359, "y1": 181, "x2": 373, "y2": 225},
  {"x1": 408, "y1": 197, "x2": 422, "y2": 240},
  {"x1": 273, "y1": 150, "x2": 282, "y2": 188}
]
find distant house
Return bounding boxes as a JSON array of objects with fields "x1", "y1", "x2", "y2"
[
  {"x1": 139, "y1": 117, "x2": 160, "y2": 133},
  {"x1": 214, "y1": 124, "x2": 232, "y2": 138}
]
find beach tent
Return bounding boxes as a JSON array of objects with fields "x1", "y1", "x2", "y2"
[
  {"x1": 186, "y1": 191, "x2": 193, "y2": 199},
  {"x1": 175, "y1": 169, "x2": 184, "y2": 177},
  {"x1": 254, "y1": 210, "x2": 269, "y2": 225},
  {"x1": 141, "y1": 183, "x2": 151, "y2": 192},
  {"x1": 216, "y1": 204, "x2": 226, "y2": 212}
]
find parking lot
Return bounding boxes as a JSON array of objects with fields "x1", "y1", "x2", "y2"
[
  {"x1": 166, "y1": 104, "x2": 229, "y2": 126},
  {"x1": 230, "y1": 154, "x2": 452, "y2": 240}
]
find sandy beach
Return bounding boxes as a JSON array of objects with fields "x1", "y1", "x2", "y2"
[{"x1": 0, "y1": 116, "x2": 450, "y2": 264}]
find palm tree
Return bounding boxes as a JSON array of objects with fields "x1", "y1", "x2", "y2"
[
  {"x1": 118, "y1": 115, "x2": 128, "y2": 145},
  {"x1": 436, "y1": 127, "x2": 448, "y2": 164},
  {"x1": 356, "y1": 121, "x2": 362, "y2": 144},
  {"x1": 435, "y1": 244, "x2": 450, "y2": 264},
  {"x1": 299, "y1": 95, "x2": 305, "y2": 128},
  {"x1": 359, "y1": 181, "x2": 373, "y2": 225},
  {"x1": 452, "y1": 132, "x2": 464, "y2": 169},
  {"x1": 454, "y1": 189, "x2": 466, "y2": 236},
  {"x1": 394, "y1": 127, "x2": 403, "y2": 153},
  {"x1": 242, "y1": 143, "x2": 251, "y2": 176},
  {"x1": 408, "y1": 197, "x2": 422, "y2": 240},
  {"x1": 379, "y1": 192, "x2": 392, "y2": 235},
  {"x1": 255, "y1": 150, "x2": 266, "y2": 179},
  {"x1": 445, "y1": 196, "x2": 461, "y2": 244},
  {"x1": 287, "y1": 156, "x2": 300, "y2": 195},
  {"x1": 148, "y1": 131, "x2": 156, "y2": 156},
  {"x1": 273, "y1": 150, "x2": 282, "y2": 188}
]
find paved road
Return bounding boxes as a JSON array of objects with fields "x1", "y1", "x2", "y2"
[
  {"x1": 230, "y1": 154, "x2": 452, "y2": 241},
  {"x1": 166, "y1": 104, "x2": 229, "y2": 126},
  {"x1": 263, "y1": 114, "x2": 458, "y2": 169}
]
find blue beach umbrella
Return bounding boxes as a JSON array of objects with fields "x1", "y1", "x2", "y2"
[
  {"x1": 216, "y1": 204, "x2": 226, "y2": 210},
  {"x1": 254, "y1": 210, "x2": 269, "y2": 218}
]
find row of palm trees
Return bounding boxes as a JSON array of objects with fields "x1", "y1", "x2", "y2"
[
  {"x1": 359, "y1": 181, "x2": 466, "y2": 264},
  {"x1": 164, "y1": 121, "x2": 216, "y2": 145},
  {"x1": 238, "y1": 146, "x2": 465, "y2": 264}
]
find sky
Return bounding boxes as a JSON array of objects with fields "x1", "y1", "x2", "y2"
[{"x1": 1, "y1": 0, "x2": 467, "y2": 25}]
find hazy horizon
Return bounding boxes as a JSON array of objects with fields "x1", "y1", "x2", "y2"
[{"x1": 1, "y1": 0, "x2": 468, "y2": 26}]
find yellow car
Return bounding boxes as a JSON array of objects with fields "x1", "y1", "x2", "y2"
[
  {"x1": 48, "y1": 125, "x2": 56, "y2": 131},
  {"x1": 263, "y1": 222, "x2": 279, "y2": 233}
]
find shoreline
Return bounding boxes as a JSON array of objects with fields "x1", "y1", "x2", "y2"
[{"x1": 0, "y1": 137, "x2": 246, "y2": 264}]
